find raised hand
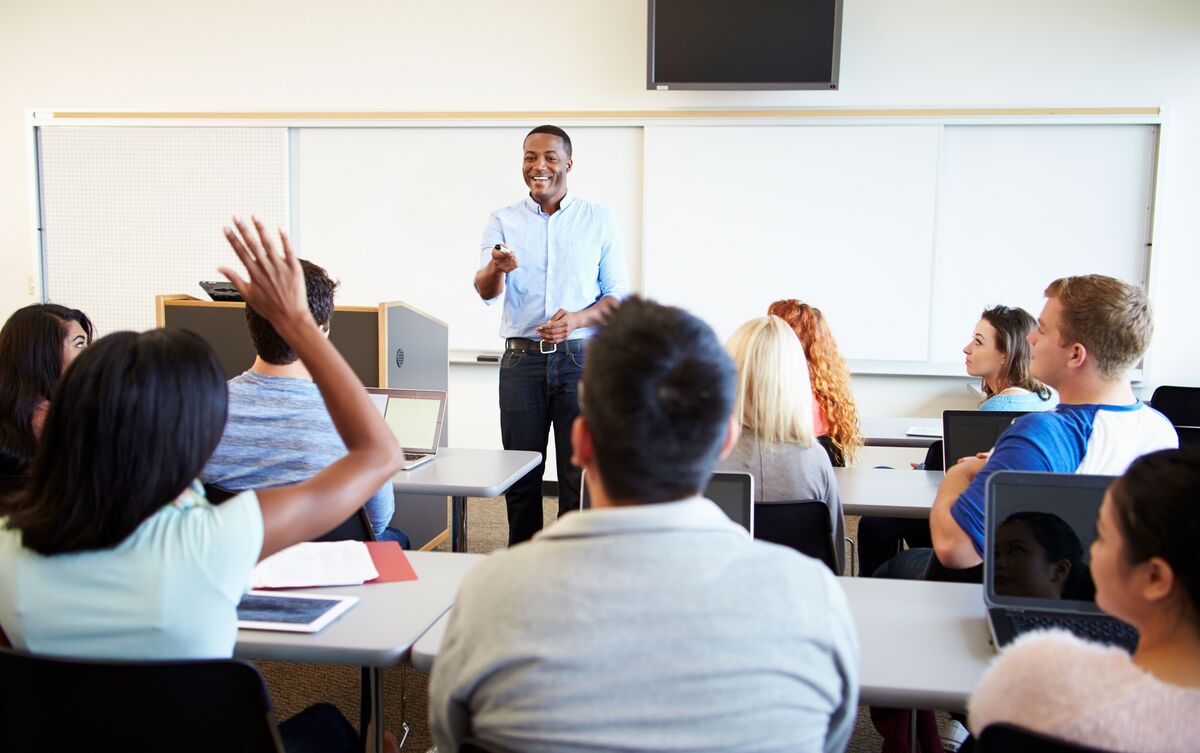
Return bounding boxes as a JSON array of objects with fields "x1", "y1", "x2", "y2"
[{"x1": 218, "y1": 215, "x2": 313, "y2": 331}]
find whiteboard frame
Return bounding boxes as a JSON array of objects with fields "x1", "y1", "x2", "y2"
[{"x1": 27, "y1": 107, "x2": 1164, "y2": 379}]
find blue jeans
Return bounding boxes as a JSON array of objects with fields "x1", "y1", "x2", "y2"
[{"x1": 498, "y1": 341, "x2": 585, "y2": 545}]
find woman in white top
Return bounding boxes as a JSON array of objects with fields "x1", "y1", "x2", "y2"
[
  {"x1": 717, "y1": 316, "x2": 845, "y2": 573},
  {"x1": 969, "y1": 447, "x2": 1200, "y2": 752},
  {"x1": 0, "y1": 217, "x2": 406, "y2": 753}
]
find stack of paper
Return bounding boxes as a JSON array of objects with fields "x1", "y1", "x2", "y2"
[{"x1": 251, "y1": 541, "x2": 380, "y2": 589}]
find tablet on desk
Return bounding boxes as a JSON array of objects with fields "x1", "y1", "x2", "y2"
[
  {"x1": 906, "y1": 425, "x2": 942, "y2": 438},
  {"x1": 237, "y1": 591, "x2": 358, "y2": 633}
]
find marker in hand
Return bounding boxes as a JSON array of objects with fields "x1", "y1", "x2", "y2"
[{"x1": 491, "y1": 243, "x2": 518, "y2": 273}]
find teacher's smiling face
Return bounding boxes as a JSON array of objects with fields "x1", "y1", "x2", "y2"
[{"x1": 523, "y1": 133, "x2": 572, "y2": 207}]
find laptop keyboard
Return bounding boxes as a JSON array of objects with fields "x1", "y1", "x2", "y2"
[
  {"x1": 1009, "y1": 613, "x2": 1139, "y2": 652},
  {"x1": 404, "y1": 453, "x2": 427, "y2": 461}
]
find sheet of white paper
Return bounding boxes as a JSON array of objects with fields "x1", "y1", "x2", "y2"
[{"x1": 251, "y1": 541, "x2": 379, "y2": 589}]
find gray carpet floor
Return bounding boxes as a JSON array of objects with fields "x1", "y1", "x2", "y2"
[{"x1": 255, "y1": 497, "x2": 893, "y2": 752}]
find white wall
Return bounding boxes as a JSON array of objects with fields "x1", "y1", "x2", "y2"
[{"x1": 3, "y1": 0, "x2": 1198, "y2": 468}]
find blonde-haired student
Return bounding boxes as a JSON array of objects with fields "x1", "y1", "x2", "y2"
[{"x1": 718, "y1": 315, "x2": 846, "y2": 573}]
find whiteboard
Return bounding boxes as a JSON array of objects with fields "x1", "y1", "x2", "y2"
[
  {"x1": 643, "y1": 124, "x2": 942, "y2": 362},
  {"x1": 641, "y1": 123, "x2": 1156, "y2": 372},
  {"x1": 39, "y1": 127, "x2": 288, "y2": 336},
  {"x1": 292, "y1": 127, "x2": 643, "y2": 353},
  {"x1": 928, "y1": 125, "x2": 1156, "y2": 367},
  {"x1": 33, "y1": 115, "x2": 1158, "y2": 375}
]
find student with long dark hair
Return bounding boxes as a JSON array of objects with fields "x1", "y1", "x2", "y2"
[
  {"x1": 0, "y1": 217, "x2": 405, "y2": 753},
  {"x1": 970, "y1": 448, "x2": 1200, "y2": 751},
  {"x1": 0, "y1": 303, "x2": 93, "y2": 476}
]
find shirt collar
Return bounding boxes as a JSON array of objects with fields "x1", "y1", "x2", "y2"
[
  {"x1": 534, "y1": 496, "x2": 750, "y2": 542},
  {"x1": 523, "y1": 192, "x2": 575, "y2": 216}
]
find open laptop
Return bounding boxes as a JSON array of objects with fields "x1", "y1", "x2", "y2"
[
  {"x1": 941, "y1": 410, "x2": 1028, "y2": 471},
  {"x1": 580, "y1": 471, "x2": 755, "y2": 535},
  {"x1": 984, "y1": 471, "x2": 1139, "y2": 652},
  {"x1": 366, "y1": 388, "x2": 447, "y2": 471}
]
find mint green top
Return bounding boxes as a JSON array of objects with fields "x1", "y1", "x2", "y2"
[{"x1": 0, "y1": 483, "x2": 262, "y2": 659}]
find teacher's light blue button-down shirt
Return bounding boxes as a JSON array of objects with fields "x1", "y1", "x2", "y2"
[{"x1": 478, "y1": 193, "x2": 630, "y2": 341}]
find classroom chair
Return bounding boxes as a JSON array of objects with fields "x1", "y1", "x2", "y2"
[
  {"x1": 203, "y1": 482, "x2": 376, "y2": 542},
  {"x1": 969, "y1": 722, "x2": 1117, "y2": 752},
  {"x1": 923, "y1": 552, "x2": 984, "y2": 584},
  {"x1": 754, "y1": 500, "x2": 848, "y2": 575},
  {"x1": 1150, "y1": 385, "x2": 1200, "y2": 428},
  {"x1": 0, "y1": 648, "x2": 284, "y2": 753}
]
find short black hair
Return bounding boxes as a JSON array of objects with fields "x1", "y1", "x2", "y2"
[
  {"x1": 525, "y1": 125, "x2": 572, "y2": 158},
  {"x1": 0, "y1": 303, "x2": 94, "y2": 474},
  {"x1": 245, "y1": 259, "x2": 338, "y2": 365},
  {"x1": 3, "y1": 329, "x2": 228, "y2": 555},
  {"x1": 581, "y1": 296, "x2": 736, "y2": 504},
  {"x1": 1111, "y1": 447, "x2": 1200, "y2": 621}
]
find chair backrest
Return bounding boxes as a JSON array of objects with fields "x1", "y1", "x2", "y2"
[
  {"x1": 922, "y1": 440, "x2": 945, "y2": 471},
  {"x1": 816, "y1": 435, "x2": 846, "y2": 467},
  {"x1": 753, "y1": 500, "x2": 840, "y2": 573},
  {"x1": 0, "y1": 648, "x2": 284, "y2": 753},
  {"x1": 923, "y1": 551, "x2": 984, "y2": 584},
  {"x1": 977, "y1": 722, "x2": 1118, "y2": 753},
  {"x1": 1150, "y1": 385, "x2": 1200, "y2": 427},
  {"x1": 1176, "y1": 426, "x2": 1200, "y2": 448},
  {"x1": 202, "y1": 482, "x2": 376, "y2": 542}
]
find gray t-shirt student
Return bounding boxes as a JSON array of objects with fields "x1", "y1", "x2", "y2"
[{"x1": 202, "y1": 370, "x2": 394, "y2": 536}]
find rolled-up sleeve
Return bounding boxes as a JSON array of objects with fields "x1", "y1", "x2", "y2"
[{"x1": 477, "y1": 212, "x2": 505, "y2": 305}]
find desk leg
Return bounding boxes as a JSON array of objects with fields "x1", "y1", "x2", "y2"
[
  {"x1": 451, "y1": 495, "x2": 468, "y2": 553},
  {"x1": 360, "y1": 666, "x2": 384, "y2": 753}
]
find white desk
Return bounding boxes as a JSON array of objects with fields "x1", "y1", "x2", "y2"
[
  {"x1": 860, "y1": 417, "x2": 941, "y2": 448},
  {"x1": 844, "y1": 577, "x2": 992, "y2": 712},
  {"x1": 391, "y1": 448, "x2": 541, "y2": 552},
  {"x1": 236, "y1": 551, "x2": 487, "y2": 753},
  {"x1": 835, "y1": 467, "x2": 940, "y2": 519},
  {"x1": 411, "y1": 577, "x2": 992, "y2": 713}
]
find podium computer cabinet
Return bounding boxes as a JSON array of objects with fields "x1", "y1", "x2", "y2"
[{"x1": 157, "y1": 295, "x2": 450, "y2": 550}]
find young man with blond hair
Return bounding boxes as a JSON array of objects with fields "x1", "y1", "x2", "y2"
[{"x1": 929, "y1": 274, "x2": 1178, "y2": 570}]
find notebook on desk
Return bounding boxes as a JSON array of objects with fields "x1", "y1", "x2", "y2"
[
  {"x1": 984, "y1": 471, "x2": 1138, "y2": 653},
  {"x1": 367, "y1": 388, "x2": 446, "y2": 470}
]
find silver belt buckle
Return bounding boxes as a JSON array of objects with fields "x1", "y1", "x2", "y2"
[{"x1": 539, "y1": 340, "x2": 557, "y2": 354}]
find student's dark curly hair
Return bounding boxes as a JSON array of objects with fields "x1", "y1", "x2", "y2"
[
  {"x1": 1109, "y1": 447, "x2": 1200, "y2": 620},
  {"x1": 0, "y1": 303, "x2": 94, "y2": 474},
  {"x1": 245, "y1": 259, "x2": 338, "y2": 365}
]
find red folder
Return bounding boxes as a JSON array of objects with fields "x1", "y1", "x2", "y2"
[{"x1": 364, "y1": 541, "x2": 418, "y2": 583}]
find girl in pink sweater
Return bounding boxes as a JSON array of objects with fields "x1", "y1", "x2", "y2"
[{"x1": 969, "y1": 447, "x2": 1200, "y2": 752}]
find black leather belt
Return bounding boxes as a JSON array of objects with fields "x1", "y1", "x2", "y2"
[{"x1": 505, "y1": 337, "x2": 585, "y2": 355}]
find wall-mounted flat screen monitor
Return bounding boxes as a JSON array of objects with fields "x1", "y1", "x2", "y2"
[{"x1": 648, "y1": 0, "x2": 842, "y2": 91}]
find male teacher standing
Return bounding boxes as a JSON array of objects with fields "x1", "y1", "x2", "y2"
[{"x1": 474, "y1": 125, "x2": 630, "y2": 545}]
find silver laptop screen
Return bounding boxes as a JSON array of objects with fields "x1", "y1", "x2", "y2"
[
  {"x1": 705, "y1": 472, "x2": 754, "y2": 534},
  {"x1": 384, "y1": 396, "x2": 443, "y2": 452},
  {"x1": 985, "y1": 472, "x2": 1115, "y2": 613}
]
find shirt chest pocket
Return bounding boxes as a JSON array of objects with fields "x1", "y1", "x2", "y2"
[{"x1": 551, "y1": 241, "x2": 602, "y2": 300}]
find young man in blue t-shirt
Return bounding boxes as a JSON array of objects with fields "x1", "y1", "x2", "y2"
[{"x1": 929, "y1": 274, "x2": 1178, "y2": 570}]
